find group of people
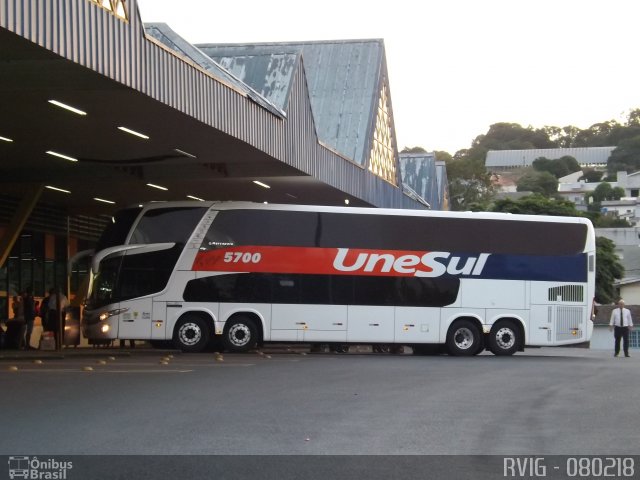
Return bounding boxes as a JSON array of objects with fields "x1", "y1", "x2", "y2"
[{"x1": 11, "y1": 287, "x2": 68, "y2": 349}]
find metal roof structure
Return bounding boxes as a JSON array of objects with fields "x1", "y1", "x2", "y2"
[
  {"x1": 197, "y1": 39, "x2": 388, "y2": 169},
  {"x1": 144, "y1": 24, "x2": 286, "y2": 118},
  {"x1": 435, "y1": 161, "x2": 450, "y2": 210},
  {"x1": 399, "y1": 153, "x2": 438, "y2": 209},
  {"x1": 0, "y1": 0, "x2": 426, "y2": 239},
  {"x1": 485, "y1": 147, "x2": 616, "y2": 169}
]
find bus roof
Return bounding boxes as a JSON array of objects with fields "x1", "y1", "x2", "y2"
[{"x1": 130, "y1": 200, "x2": 594, "y2": 227}]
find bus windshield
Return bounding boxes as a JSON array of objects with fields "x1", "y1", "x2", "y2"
[
  {"x1": 87, "y1": 244, "x2": 184, "y2": 309},
  {"x1": 89, "y1": 254, "x2": 121, "y2": 309}
]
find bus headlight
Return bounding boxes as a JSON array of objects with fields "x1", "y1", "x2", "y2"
[
  {"x1": 101, "y1": 324, "x2": 110, "y2": 333},
  {"x1": 99, "y1": 308, "x2": 129, "y2": 322}
]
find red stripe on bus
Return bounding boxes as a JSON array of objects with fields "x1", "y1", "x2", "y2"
[{"x1": 192, "y1": 246, "x2": 437, "y2": 277}]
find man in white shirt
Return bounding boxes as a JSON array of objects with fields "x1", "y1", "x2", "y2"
[
  {"x1": 609, "y1": 299, "x2": 634, "y2": 357},
  {"x1": 47, "y1": 288, "x2": 69, "y2": 347}
]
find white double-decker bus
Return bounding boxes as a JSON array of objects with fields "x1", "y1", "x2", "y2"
[{"x1": 81, "y1": 201, "x2": 595, "y2": 356}]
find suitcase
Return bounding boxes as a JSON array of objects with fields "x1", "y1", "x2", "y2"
[{"x1": 39, "y1": 331, "x2": 56, "y2": 351}]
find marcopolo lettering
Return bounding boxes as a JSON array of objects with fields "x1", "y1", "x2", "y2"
[{"x1": 332, "y1": 249, "x2": 490, "y2": 277}]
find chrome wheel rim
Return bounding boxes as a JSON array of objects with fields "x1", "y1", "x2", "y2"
[
  {"x1": 495, "y1": 327, "x2": 515, "y2": 350},
  {"x1": 453, "y1": 327, "x2": 474, "y2": 350},
  {"x1": 178, "y1": 322, "x2": 202, "y2": 346},
  {"x1": 229, "y1": 324, "x2": 251, "y2": 347}
]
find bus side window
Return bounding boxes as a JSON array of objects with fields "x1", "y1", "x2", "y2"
[
  {"x1": 272, "y1": 274, "x2": 300, "y2": 304},
  {"x1": 300, "y1": 275, "x2": 331, "y2": 304}
]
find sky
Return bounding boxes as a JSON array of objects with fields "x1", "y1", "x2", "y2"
[{"x1": 136, "y1": 0, "x2": 640, "y2": 154}]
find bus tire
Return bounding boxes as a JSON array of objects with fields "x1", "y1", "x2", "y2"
[
  {"x1": 223, "y1": 316, "x2": 258, "y2": 353},
  {"x1": 174, "y1": 315, "x2": 210, "y2": 353},
  {"x1": 488, "y1": 320, "x2": 519, "y2": 356},
  {"x1": 446, "y1": 319, "x2": 481, "y2": 356}
]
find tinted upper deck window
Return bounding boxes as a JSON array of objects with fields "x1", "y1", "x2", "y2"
[
  {"x1": 203, "y1": 210, "x2": 587, "y2": 256},
  {"x1": 129, "y1": 207, "x2": 207, "y2": 245},
  {"x1": 95, "y1": 207, "x2": 142, "y2": 251}
]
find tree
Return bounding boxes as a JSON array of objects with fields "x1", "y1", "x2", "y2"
[
  {"x1": 447, "y1": 157, "x2": 494, "y2": 210},
  {"x1": 490, "y1": 194, "x2": 582, "y2": 216},
  {"x1": 434, "y1": 150, "x2": 453, "y2": 163},
  {"x1": 544, "y1": 125, "x2": 581, "y2": 148},
  {"x1": 532, "y1": 156, "x2": 580, "y2": 178},
  {"x1": 627, "y1": 108, "x2": 640, "y2": 127},
  {"x1": 589, "y1": 215, "x2": 631, "y2": 228},
  {"x1": 578, "y1": 169, "x2": 604, "y2": 183},
  {"x1": 595, "y1": 237, "x2": 624, "y2": 304},
  {"x1": 585, "y1": 182, "x2": 625, "y2": 212},
  {"x1": 465, "y1": 122, "x2": 556, "y2": 164},
  {"x1": 401, "y1": 146, "x2": 428, "y2": 154},
  {"x1": 607, "y1": 134, "x2": 640, "y2": 174},
  {"x1": 516, "y1": 171, "x2": 558, "y2": 196}
]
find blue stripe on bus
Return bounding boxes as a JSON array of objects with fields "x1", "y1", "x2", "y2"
[{"x1": 469, "y1": 253, "x2": 587, "y2": 282}]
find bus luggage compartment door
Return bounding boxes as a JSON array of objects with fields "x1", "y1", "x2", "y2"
[
  {"x1": 347, "y1": 306, "x2": 394, "y2": 343},
  {"x1": 271, "y1": 304, "x2": 347, "y2": 342},
  {"x1": 395, "y1": 307, "x2": 441, "y2": 344},
  {"x1": 302, "y1": 305, "x2": 348, "y2": 343},
  {"x1": 529, "y1": 305, "x2": 553, "y2": 345}
]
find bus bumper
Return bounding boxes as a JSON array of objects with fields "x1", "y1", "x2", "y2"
[{"x1": 81, "y1": 309, "x2": 118, "y2": 341}]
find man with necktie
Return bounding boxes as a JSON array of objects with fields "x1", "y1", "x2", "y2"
[{"x1": 609, "y1": 299, "x2": 634, "y2": 357}]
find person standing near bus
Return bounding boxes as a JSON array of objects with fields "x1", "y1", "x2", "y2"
[
  {"x1": 609, "y1": 299, "x2": 634, "y2": 357},
  {"x1": 22, "y1": 287, "x2": 36, "y2": 350},
  {"x1": 47, "y1": 287, "x2": 69, "y2": 346}
]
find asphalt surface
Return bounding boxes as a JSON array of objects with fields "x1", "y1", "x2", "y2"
[{"x1": 1, "y1": 346, "x2": 638, "y2": 458}]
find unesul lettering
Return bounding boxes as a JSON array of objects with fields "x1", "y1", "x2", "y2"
[{"x1": 332, "y1": 248, "x2": 490, "y2": 277}]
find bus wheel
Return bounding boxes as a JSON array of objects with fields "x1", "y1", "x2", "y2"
[
  {"x1": 488, "y1": 321, "x2": 519, "y2": 356},
  {"x1": 174, "y1": 316, "x2": 210, "y2": 353},
  {"x1": 446, "y1": 320, "x2": 481, "y2": 356},
  {"x1": 223, "y1": 316, "x2": 258, "y2": 353}
]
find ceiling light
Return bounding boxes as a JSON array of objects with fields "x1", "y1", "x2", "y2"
[
  {"x1": 174, "y1": 148, "x2": 197, "y2": 158},
  {"x1": 48, "y1": 100, "x2": 87, "y2": 116},
  {"x1": 285, "y1": 193, "x2": 297, "y2": 199},
  {"x1": 253, "y1": 180, "x2": 271, "y2": 189},
  {"x1": 186, "y1": 195, "x2": 204, "y2": 201},
  {"x1": 45, "y1": 185, "x2": 71, "y2": 194},
  {"x1": 94, "y1": 197, "x2": 115, "y2": 204},
  {"x1": 118, "y1": 126, "x2": 149, "y2": 139},
  {"x1": 146, "y1": 183, "x2": 167, "y2": 191},
  {"x1": 0, "y1": 136, "x2": 13, "y2": 142},
  {"x1": 46, "y1": 150, "x2": 78, "y2": 162}
]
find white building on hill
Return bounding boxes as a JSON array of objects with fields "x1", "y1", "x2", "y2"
[{"x1": 486, "y1": 147, "x2": 615, "y2": 170}]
